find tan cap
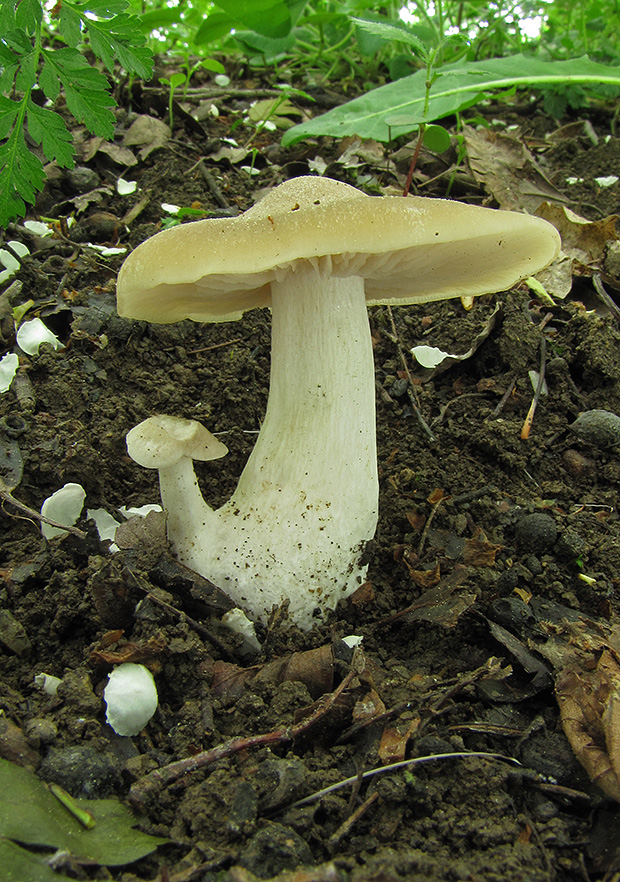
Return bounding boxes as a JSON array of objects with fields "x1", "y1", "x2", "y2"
[
  {"x1": 126, "y1": 415, "x2": 228, "y2": 469},
  {"x1": 117, "y1": 176, "x2": 561, "y2": 323}
]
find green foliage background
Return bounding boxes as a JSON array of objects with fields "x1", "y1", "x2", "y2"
[{"x1": 0, "y1": 0, "x2": 619, "y2": 227}]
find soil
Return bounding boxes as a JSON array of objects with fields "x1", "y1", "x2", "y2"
[{"x1": 1, "y1": 70, "x2": 620, "y2": 882}]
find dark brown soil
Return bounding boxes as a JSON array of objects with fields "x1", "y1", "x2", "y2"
[{"x1": 1, "y1": 76, "x2": 620, "y2": 882}]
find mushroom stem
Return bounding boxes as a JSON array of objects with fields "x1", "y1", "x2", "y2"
[
  {"x1": 171, "y1": 262, "x2": 378, "y2": 626},
  {"x1": 157, "y1": 457, "x2": 216, "y2": 541}
]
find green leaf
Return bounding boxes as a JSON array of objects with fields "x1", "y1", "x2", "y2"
[
  {"x1": 38, "y1": 58, "x2": 60, "y2": 101},
  {"x1": 58, "y1": 3, "x2": 83, "y2": 48},
  {"x1": 0, "y1": 96, "x2": 20, "y2": 140},
  {"x1": 214, "y1": 0, "x2": 293, "y2": 38},
  {"x1": 423, "y1": 123, "x2": 451, "y2": 153},
  {"x1": 74, "y1": 0, "x2": 131, "y2": 15},
  {"x1": 351, "y1": 15, "x2": 428, "y2": 57},
  {"x1": 282, "y1": 54, "x2": 620, "y2": 146},
  {"x1": 0, "y1": 124, "x2": 46, "y2": 226},
  {"x1": 27, "y1": 100, "x2": 75, "y2": 167},
  {"x1": 0, "y1": 838, "x2": 74, "y2": 882},
  {"x1": 42, "y1": 47, "x2": 116, "y2": 138},
  {"x1": 15, "y1": 0, "x2": 42, "y2": 34},
  {"x1": 86, "y1": 13, "x2": 153, "y2": 78},
  {"x1": 0, "y1": 2, "x2": 16, "y2": 33},
  {"x1": 194, "y1": 10, "x2": 235, "y2": 46},
  {"x1": 0, "y1": 758, "x2": 168, "y2": 867}
]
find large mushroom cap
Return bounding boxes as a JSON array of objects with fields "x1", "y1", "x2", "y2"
[{"x1": 117, "y1": 176, "x2": 561, "y2": 323}]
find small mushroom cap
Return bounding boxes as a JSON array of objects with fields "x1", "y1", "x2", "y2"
[
  {"x1": 126, "y1": 415, "x2": 228, "y2": 469},
  {"x1": 117, "y1": 176, "x2": 561, "y2": 324}
]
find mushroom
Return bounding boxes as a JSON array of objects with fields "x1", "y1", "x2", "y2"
[
  {"x1": 126, "y1": 415, "x2": 228, "y2": 542},
  {"x1": 117, "y1": 176, "x2": 560, "y2": 627}
]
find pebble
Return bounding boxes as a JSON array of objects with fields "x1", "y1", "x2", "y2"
[
  {"x1": 570, "y1": 409, "x2": 620, "y2": 448},
  {"x1": 38, "y1": 745, "x2": 123, "y2": 797},
  {"x1": 562, "y1": 448, "x2": 596, "y2": 479},
  {"x1": 238, "y1": 822, "x2": 313, "y2": 878},
  {"x1": 515, "y1": 513, "x2": 557, "y2": 554}
]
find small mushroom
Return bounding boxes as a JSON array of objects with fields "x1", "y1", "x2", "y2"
[
  {"x1": 117, "y1": 176, "x2": 560, "y2": 627},
  {"x1": 126, "y1": 415, "x2": 228, "y2": 540}
]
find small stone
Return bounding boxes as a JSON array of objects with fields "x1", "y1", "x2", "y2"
[
  {"x1": 25, "y1": 717, "x2": 58, "y2": 749},
  {"x1": 496, "y1": 568, "x2": 519, "y2": 597},
  {"x1": 489, "y1": 596, "x2": 534, "y2": 630},
  {"x1": 65, "y1": 166, "x2": 100, "y2": 194},
  {"x1": 0, "y1": 610, "x2": 31, "y2": 655},
  {"x1": 570, "y1": 409, "x2": 620, "y2": 448},
  {"x1": 39, "y1": 745, "x2": 123, "y2": 797},
  {"x1": 238, "y1": 822, "x2": 313, "y2": 878},
  {"x1": 515, "y1": 513, "x2": 557, "y2": 554},
  {"x1": 0, "y1": 717, "x2": 39, "y2": 767},
  {"x1": 563, "y1": 448, "x2": 596, "y2": 479},
  {"x1": 555, "y1": 528, "x2": 588, "y2": 562}
]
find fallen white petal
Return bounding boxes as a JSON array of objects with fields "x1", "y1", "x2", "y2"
[
  {"x1": 117, "y1": 178, "x2": 137, "y2": 195},
  {"x1": 411, "y1": 344, "x2": 457, "y2": 369},
  {"x1": 34, "y1": 672, "x2": 62, "y2": 695},
  {"x1": 595, "y1": 175, "x2": 619, "y2": 187},
  {"x1": 40, "y1": 483, "x2": 86, "y2": 539},
  {"x1": 0, "y1": 249, "x2": 20, "y2": 273},
  {"x1": 0, "y1": 352, "x2": 19, "y2": 393},
  {"x1": 7, "y1": 240, "x2": 29, "y2": 258},
  {"x1": 118, "y1": 503, "x2": 163, "y2": 518},
  {"x1": 16, "y1": 318, "x2": 61, "y2": 355},
  {"x1": 23, "y1": 220, "x2": 53, "y2": 237},
  {"x1": 222, "y1": 608, "x2": 261, "y2": 652},
  {"x1": 104, "y1": 663, "x2": 158, "y2": 736},
  {"x1": 87, "y1": 507, "x2": 122, "y2": 547}
]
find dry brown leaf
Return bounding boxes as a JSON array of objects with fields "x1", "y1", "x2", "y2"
[
  {"x1": 378, "y1": 718, "x2": 420, "y2": 765},
  {"x1": 534, "y1": 202, "x2": 618, "y2": 299},
  {"x1": 555, "y1": 649, "x2": 620, "y2": 802},
  {"x1": 463, "y1": 125, "x2": 567, "y2": 213},
  {"x1": 352, "y1": 687, "x2": 386, "y2": 724},
  {"x1": 211, "y1": 643, "x2": 337, "y2": 702},
  {"x1": 463, "y1": 537, "x2": 501, "y2": 566}
]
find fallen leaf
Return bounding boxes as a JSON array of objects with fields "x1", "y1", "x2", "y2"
[{"x1": 463, "y1": 125, "x2": 567, "y2": 213}]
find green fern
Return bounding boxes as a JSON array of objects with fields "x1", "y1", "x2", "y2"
[{"x1": 0, "y1": 0, "x2": 153, "y2": 228}]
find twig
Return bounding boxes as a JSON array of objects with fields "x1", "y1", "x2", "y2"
[
  {"x1": 188, "y1": 337, "x2": 242, "y2": 354},
  {"x1": 0, "y1": 480, "x2": 86, "y2": 539},
  {"x1": 195, "y1": 160, "x2": 230, "y2": 209},
  {"x1": 486, "y1": 376, "x2": 517, "y2": 421},
  {"x1": 386, "y1": 306, "x2": 436, "y2": 442},
  {"x1": 285, "y1": 751, "x2": 522, "y2": 810},
  {"x1": 417, "y1": 493, "x2": 448, "y2": 556},
  {"x1": 129, "y1": 662, "x2": 361, "y2": 811},
  {"x1": 327, "y1": 791, "x2": 379, "y2": 851},
  {"x1": 521, "y1": 334, "x2": 547, "y2": 440},
  {"x1": 125, "y1": 569, "x2": 236, "y2": 661},
  {"x1": 592, "y1": 274, "x2": 620, "y2": 325}
]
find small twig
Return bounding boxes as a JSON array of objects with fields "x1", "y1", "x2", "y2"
[
  {"x1": 402, "y1": 130, "x2": 424, "y2": 197},
  {"x1": 285, "y1": 751, "x2": 522, "y2": 811},
  {"x1": 328, "y1": 791, "x2": 379, "y2": 851},
  {"x1": 431, "y1": 392, "x2": 487, "y2": 427},
  {"x1": 0, "y1": 481, "x2": 86, "y2": 539},
  {"x1": 486, "y1": 376, "x2": 517, "y2": 421},
  {"x1": 521, "y1": 334, "x2": 547, "y2": 440},
  {"x1": 129, "y1": 662, "x2": 360, "y2": 811},
  {"x1": 386, "y1": 306, "x2": 436, "y2": 442},
  {"x1": 195, "y1": 160, "x2": 230, "y2": 209},
  {"x1": 592, "y1": 274, "x2": 620, "y2": 325},
  {"x1": 125, "y1": 569, "x2": 235, "y2": 661},
  {"x1": 188, "y1": 337, "x2": 242, "y2": 355},
  {"x1": 417, "y1": 493, "x2": 448, "y2": 557}
]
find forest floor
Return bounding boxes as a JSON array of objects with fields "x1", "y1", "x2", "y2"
[{"x1": 1, "y1": 62, "x2": 620, "y2": 882}]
